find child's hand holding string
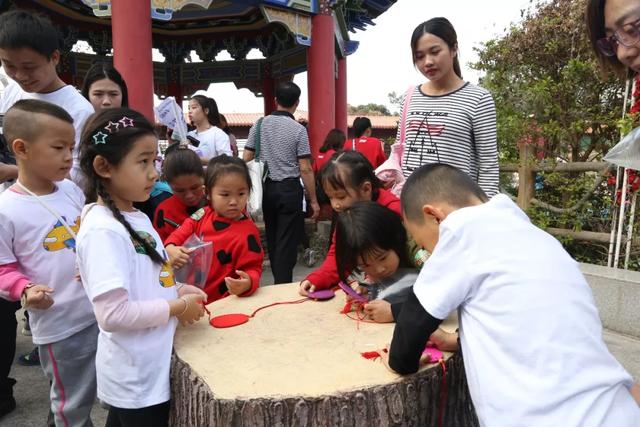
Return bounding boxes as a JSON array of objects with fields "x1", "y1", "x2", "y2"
[
  {"x1": 23, "y1": 284, "x2": 54, "y2": 310},
  {"x1": 171, "y1": 293, "x2": 206, "y2": 325},
  {"x1": 166, "y1": 244, "x2": 193, "y2": 269},
  {"x1": 225, "y1": 270, "x2": 252, "y2": 295},
  {"x1": 364, "y1": 300, "x2": 394, "y2": 323}
]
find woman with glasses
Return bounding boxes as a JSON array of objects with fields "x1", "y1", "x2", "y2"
[
  {"x1": 398, "y1": 18, "x2": 499, "y2": 197},
  {"x1": 587, "y1": 0, "x2": 640, "y2": 75}
]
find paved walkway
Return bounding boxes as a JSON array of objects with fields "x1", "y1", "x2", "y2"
[{"x1": 2, "y1": 262, "x2": 639, "y2": 426}]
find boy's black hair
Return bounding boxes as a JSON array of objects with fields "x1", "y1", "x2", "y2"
[
  {"x1": 275, "y1": 81, "x2": 301, "y2": 108},
  {"x1": 190, "y1": 94, "x2": 221, "y2": 127},
  {"x1": 3, "y1": 99, "x2": 73, "y2": 148},
  {"x1": 401, "y1": 163, "x2": 488, "y2": 223},
  {"x1": 319, "y1": 150, "x2": 382, "y2": 199},
  {"x1": 81, "y1": 63, "x2": 129, "y2": 107},
  {"x1": 352, "y1": 117, "x2": 372, "y2": 138},
  {"x1": 335, "y1": 201, "x2": 409, "y2": 282},
  {"x1": 319, "y1": 128, "x2": 346, "y2": 153},
  {"x1": 0, "y1": 10, "x2": 61, "y2": 58},
  {"x1": 204, "y1": 154, "x2": 252, "y2": 195},
  {"x1": 162, "y1": 145, "x2": 204, "y2": 183},
  {"x1": 79, "y1": 107, "x2": 165, "y2": 265}
]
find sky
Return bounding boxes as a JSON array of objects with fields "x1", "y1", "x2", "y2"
[
  {"x1": 207, "y1": 0, "x2": 535, "y2": 114},
  {"x1": 0, "y1": 0, "x2": 535, "y2": 114}
]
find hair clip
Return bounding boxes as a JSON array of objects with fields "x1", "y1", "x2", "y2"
[
  {"x1": 119, "y1": 116, "x2": 134, "y2": 128},
  {"x1": 93, "y1": 131, "x2": 108, "y2": 145},
  {"x1": 104, "y1": 121, "x2": 120, "y2": 133}
]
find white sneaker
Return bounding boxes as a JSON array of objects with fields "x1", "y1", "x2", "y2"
[{"x1": 303, "y1": 248, "x2": 317, "y2": 267}]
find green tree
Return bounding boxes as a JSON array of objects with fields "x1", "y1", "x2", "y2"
[
  {"x1": 347, "y1": 103, "x2": 391, "y2": 116},
  {"x1": 472, "y1": 0, "x2": 637, "y2": 267}
]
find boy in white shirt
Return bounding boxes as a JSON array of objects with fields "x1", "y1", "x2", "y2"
[
  {"x1": 0, "y1": 10, "x2": 94, "y2": 184},
  {"x1": 389, "y1": 163, "x2": 640, "y2": 427},
  {"x1": 0, "y1": 100, "x2": 97, "y2": 426}
]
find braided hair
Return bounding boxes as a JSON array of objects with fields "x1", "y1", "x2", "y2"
[{"x1": 79, "y1": 107, "x2": 165, "y2": 265}]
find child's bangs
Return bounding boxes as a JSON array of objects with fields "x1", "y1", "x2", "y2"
[{"x1": 321, "y1": 163, "x2": 350, "y2": 193}]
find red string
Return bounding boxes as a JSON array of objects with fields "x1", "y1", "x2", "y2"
[{"x1": 249, "y1": 297, "x2": 310, "y2": 318}]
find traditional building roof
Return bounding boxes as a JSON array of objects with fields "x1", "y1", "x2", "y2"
[{"x1": 222, "y1": 111, "x2": 399, "y2": 129}]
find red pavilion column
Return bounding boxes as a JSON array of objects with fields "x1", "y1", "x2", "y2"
[
  {"x1": 308, "y1": 2, "x2": 335, "y2": 157},
  {"x1": 335, "y1": 57, "x2": 348, "y2": 136},
  {"x1": 111, "y1": 0, "x2": 155, "y2": 121},
  {"x1": 263, "y1": 75, "x2": 275, "y2": 116}
]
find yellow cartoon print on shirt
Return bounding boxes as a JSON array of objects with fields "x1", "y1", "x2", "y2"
[
  {"x1": 159, "y1": 263, "x2": 176, "y2": 288},
  {"x1": 130, "y1": 230, "x2": 176, "y2": 288},
  {"x1": 43, "y1": 216, "x2": 80, "y2": 251}
]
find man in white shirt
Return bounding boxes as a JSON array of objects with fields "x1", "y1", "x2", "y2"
[{"x1": 389, "y1": 163, "x2": 640, "y2": 427}]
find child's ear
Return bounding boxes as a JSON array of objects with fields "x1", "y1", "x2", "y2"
[
  {"x1": 11, "y1": 139, "x2": 29, "y2": 160},
  {"x1": 93, "y1": 155, "x2": 112, "y2": 179},
  {"x1": 360, "y1": 180, "x2": 373, "y2": 199},
  {"x1": 422, "y1": 204, "x2": 446, "y2": 224}
]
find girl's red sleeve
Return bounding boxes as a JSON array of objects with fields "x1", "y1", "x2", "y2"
[
  {"x1": 304, "y1": 231, "x2": 339, "y2": 290},
  {"x1": 165, "y1": 216, "x2": 197, "y2": 247},
  {"x1": 232, "y1": 220, "x2": 264, "y2": 296}
]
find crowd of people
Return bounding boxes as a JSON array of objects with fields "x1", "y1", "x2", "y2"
[{"x1": 0, "y1": 0, "x2": 639, "y2": 425}]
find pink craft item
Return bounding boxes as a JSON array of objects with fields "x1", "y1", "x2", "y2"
[
  {"x1": 307, "y1": 289, "x2": 335, "y2": 300},
  {"x1": 337, "y1": 281, "x2": 367, "y2": 303}
]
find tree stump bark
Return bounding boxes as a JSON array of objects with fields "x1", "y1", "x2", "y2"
[
  {"x1": 170, "y1": 283, "x2": 478, "y2": 426},
  {"x1": 171, "y1": 352, "x2": 478, "y2": 426}
]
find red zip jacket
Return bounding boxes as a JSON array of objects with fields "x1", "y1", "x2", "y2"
[
  {"x1": 153, "y1": 195, "x2": 204, "y2": 243},
  {"x1": 305, "y1": 189, "x2": 401, "y2": 290},
  {"x1": 165, "y1": 207, "x2": 263, "y2": 303}
]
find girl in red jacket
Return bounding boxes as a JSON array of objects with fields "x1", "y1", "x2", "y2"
[
  {"x1": 299, "y1": 150, "x2": 400, "y2": 296},
  {"x1": 166, "y1": 155, "x2": 263, "y2": 304},
  {"x1": 153, "y1": 145, "x2": 206, "y2": 242}
]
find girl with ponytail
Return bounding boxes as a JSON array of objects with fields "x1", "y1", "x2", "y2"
[
  {"x1": 76, "y1": 107, "x2": 206, "y2": 425},
  {"x1": 399, "y1": 17, "x2": 500, "y2": 197}
]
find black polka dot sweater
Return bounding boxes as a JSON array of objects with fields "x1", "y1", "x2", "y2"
[{"x1": 165, "y1": 207, "x2": 264, "y2": 304}]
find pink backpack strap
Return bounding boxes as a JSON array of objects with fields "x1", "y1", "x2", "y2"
[{"x1": 399, "y1": 85, "x2": 416, "y2": 145}]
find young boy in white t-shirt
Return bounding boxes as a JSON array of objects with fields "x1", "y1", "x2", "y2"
[
  {"x1": 0, "y1": 100, "x2": 97, "y2": 426},
  {"x1": 388, "y1": 163, "x2": 640, "y2": 426}
]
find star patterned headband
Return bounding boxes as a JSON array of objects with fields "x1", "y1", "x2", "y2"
[{"x1": 92, "y1": 116, "x2": 136, "y2": 145}]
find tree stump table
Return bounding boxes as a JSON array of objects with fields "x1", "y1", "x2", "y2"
[{"x1": 170, "y1": 283, "x2": 478, "y2": 426}]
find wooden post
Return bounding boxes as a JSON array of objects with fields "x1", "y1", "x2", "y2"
[{"x1": 517, "y1": 142, "x2": 535, "y2": 210}]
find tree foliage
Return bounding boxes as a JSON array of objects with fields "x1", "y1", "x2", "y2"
[
  {"x1": 472, "y1": 0, "x2": 638, "y2": 268},
  {"x1": 347, "y1": 103, "x2": 391, "y2": 116}
]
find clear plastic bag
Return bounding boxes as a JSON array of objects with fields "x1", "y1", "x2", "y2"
[
  {"x1": 604, "y1": 126, "x2": 640, "y2": 170},
  {"x1": 173, "y1": 234, "x2": 213, "y2": 289}
]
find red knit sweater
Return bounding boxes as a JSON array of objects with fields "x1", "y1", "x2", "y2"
[
  {"x1": 305, "y1": 189, "x2": 401, "y2": 290},
  {"x1": 165, "y1": 207, "x2": 263, "y2": 303},
  {"x1": 153, "y1": 195, "x2": 204, "y2": 243}
]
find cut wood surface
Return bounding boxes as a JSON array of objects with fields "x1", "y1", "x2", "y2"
[{"x1": 171, "y1": 283, "x2": 478, "y2": 426}]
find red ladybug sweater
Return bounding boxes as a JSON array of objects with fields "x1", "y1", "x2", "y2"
[
  {"x1": 305, "y1": 189, "x2": 401, "y2": 290},
  {"x1": 165, "y1": 207, "x2": 263, "y2": 303}
]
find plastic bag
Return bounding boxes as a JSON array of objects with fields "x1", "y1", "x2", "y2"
[
  {"x1": 173, "y1": 234, "x2": 213, "y2": 289},
  {"x1": 604, "y1": 126, "x2": 640, "y2": 170}
]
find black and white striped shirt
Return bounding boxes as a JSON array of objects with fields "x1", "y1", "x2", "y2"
[
  {"x1": 398, "y1": 83, "x2": 499, "y2": 197},
  {"x1": 245, "y1": 111, "x2": 311, "y2": 181}
]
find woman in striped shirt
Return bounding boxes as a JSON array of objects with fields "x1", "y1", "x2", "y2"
[{"x1": 399, "y1": 18, "x2": 499, "y2": 197}]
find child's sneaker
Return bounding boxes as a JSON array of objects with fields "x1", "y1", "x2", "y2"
[
  {"x1": 21, "y1": 320, "x2": 31, "y2": 337},
  {"x1": 303, "y1": 248, "x2": 317, "y2": 267},
  {"x1": 17, "y1": 347, "x2": 40, "y2": 366}
]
